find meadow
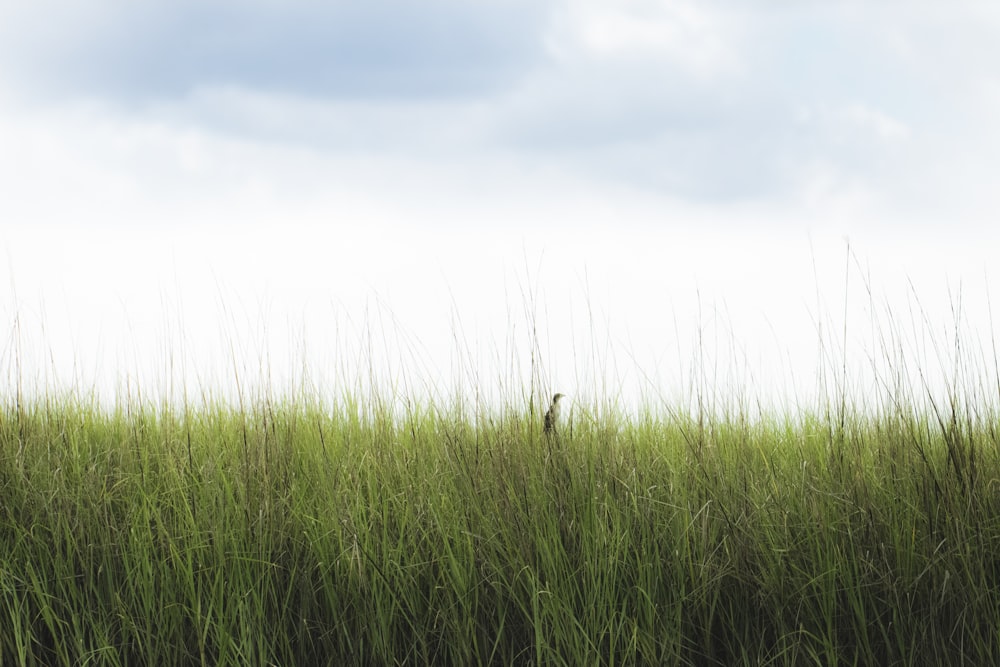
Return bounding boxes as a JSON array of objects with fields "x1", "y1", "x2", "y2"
[{"x1": 3, "y1": 293, "x2": 1000, "y2": 665}]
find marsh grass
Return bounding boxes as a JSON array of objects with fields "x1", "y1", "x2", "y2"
[
  {"x1": 5, "y1": 265, "x2": 1000, "y2": 665},
  {"x1": 2, "y1": 378, "x2": 1000, "y2": 666}
]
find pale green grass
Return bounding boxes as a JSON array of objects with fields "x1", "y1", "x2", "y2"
[{"x1": 2, "y1": 385, "x2": 1000, "y2": 666}]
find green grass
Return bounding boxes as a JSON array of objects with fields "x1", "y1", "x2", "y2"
[{"x1": 2, "y1": 386, "x2": 1000, "y2": 666}]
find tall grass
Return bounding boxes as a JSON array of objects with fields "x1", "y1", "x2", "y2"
[
  {"x1": 2, "y1": 382, "x2": 1000, "y2": 665},
  {"x1": 4, "y1": 272, "x2": 1000, "y2": 665}
]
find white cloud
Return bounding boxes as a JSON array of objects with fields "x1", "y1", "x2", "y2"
[
  {"x1": 840, "y1": 104, "x2": 910, "y2": 142},
  {"x1": 3, "y1": 2, "x2": 999, "y2": 220},
  {"x1": 549, "y1": 0, "x2": 743, "y2": 79}
]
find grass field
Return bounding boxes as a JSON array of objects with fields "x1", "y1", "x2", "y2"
[
  {"x1": 2, "y1": 378, "x2": 999, "y2": 665},
  {"x1": 3, "y1": 276, "x2": 1000, "y2": 665}
]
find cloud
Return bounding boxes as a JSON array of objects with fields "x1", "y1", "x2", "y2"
[
  {"x1": 546, "y1": 0, "x2": 744, "y2": 79},
  {"x1": 488, "y1": 2, "x2": 1000, "y2": 213},
  {"x1": 0, "y1": 0, "x2": 548, "y2": 102},
  {"x1": 2, "y1": 1, "x2": 1000, "y2": 219}
]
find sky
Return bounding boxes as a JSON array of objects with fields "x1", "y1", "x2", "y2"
[{"x1": 3, "y1": 1, "x2": 1000, "y2": 416}]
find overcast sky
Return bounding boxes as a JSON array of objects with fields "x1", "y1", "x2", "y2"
[{"x1": 3, "y1": 1, "x2": 1000, "y2": 413}]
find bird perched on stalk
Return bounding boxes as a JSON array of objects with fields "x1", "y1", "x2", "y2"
[{"x1": 544, "y1": 393, "x2": 565, "y2": 435}]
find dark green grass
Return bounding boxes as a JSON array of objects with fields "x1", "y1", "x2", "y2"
[{"x1": 2, "y1": 392, "x2": 1000, "y2": 666}]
